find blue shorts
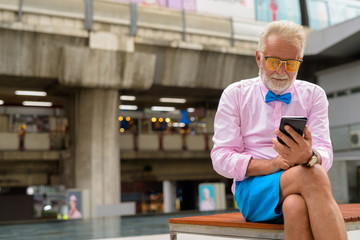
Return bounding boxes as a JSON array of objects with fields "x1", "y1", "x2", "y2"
[{"x1": 235, "y1": 170, "x2": 284, "y2": 224}]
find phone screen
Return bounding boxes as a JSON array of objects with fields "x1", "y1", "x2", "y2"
[{"x1": 277, "y1": 116, "x2": 307, "y2": 146}]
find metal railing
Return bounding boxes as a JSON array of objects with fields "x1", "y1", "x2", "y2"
[{"x1": 0, "y1": 0, "x2": 264, "y2": 49}]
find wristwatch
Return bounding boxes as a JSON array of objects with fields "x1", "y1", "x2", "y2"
[{"x1": 304, "y1": 150, "x2": 318, "y2": 167}]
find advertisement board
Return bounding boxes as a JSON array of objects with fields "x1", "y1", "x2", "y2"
[
  {"x1": 196, "y1": 0, "x2": 256, "y2": 19},
  {"x1": 255, "y1": 0, "x2": 301, "y2": 24}
]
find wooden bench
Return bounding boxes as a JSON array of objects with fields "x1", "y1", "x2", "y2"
[{"x1": 169, "y1": 204, "x2": 360, "y2": 240}]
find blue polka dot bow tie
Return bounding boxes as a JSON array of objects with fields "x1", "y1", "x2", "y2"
[{"x1": 265, "y1": 91, "x2": 292, "y2": 104}]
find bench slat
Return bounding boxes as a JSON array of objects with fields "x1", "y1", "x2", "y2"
[{"x1": 169, "y1": 204, "x2": 360, "y2": 230}]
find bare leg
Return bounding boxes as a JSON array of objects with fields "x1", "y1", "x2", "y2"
[
  {"x1": 283, "y1": 194, "x2": 313, "y2": 240},
  {"x1": 279, "y1": 165, "x2": 347, "y2": 240}
]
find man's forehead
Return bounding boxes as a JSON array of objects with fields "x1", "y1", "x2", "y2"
[{"x1": 264, "y1": 35, "x2": 302, "y2": 59}]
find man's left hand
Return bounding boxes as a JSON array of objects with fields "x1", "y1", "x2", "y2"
[{"x1": 272, "y1": 125, "x2": 313, "y2": 166}]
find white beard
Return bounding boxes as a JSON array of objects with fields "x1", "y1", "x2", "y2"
[{"x1": 259, "y1": 62, "x2": 296, "y2": 94}]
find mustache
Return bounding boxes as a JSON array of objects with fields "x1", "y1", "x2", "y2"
[{"x1": 270, "y1": 73, "x2": 289, "y2": 80}]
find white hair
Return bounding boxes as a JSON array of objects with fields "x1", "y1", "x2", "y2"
[{"x1": 257, "y1": 20, "x2": 307, "y2": 57}]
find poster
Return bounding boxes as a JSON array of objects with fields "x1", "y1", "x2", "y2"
[
  {"x1": 199, "y1": 184, "x2": 215, "y2": 211},
  {"x1": 67, "y1": 190, "x2": 83, "y2": 219}
]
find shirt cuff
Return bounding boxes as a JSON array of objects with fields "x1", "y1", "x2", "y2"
[
  {"x1": 234, "y1": 152, "x2": 253, "y2": 182},
  {"x1": 314, "y1": 147, "x2": 333, "y2": 171}
]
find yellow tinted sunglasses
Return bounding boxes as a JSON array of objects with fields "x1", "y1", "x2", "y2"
[{"x1": 264, "y1": 56, "x2": 303, "y2": 72}]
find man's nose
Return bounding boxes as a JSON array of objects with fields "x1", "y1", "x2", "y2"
[{"x1": 276, "y1": 61, "x2": 287, "y2": 75}]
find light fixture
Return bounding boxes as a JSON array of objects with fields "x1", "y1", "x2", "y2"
[
  {"x1": 159, "y1": 98, "x2": 186, "y2": 103},
  {"x1": 151, "y1": 117, "x2": 157, "y2": 122},
  {"x1": 187, "y1": 108, "x2": 195, "y2": 112},
  {"x1": 15, "y1": 90, "x2": 47, "y2": 96},
  {"x1": 172, "y1": 122, "x2": 185, "y2": 127},
  {"x1": 126, "y1": 116, "x2": 131, "y2": 121},
  {"x1": 151, "y1": 106, "x2": 176, "y2": 112},
  {"x1": 165, "y1": 118, "x2": 171, "y2": 123},
  {"x1": 120, "y1": 95, "x2": 136, "y2": 101},
  {"x1": 0, "y1": 100, "x2": 3, "y2": 105},
  {"x1": 119, "y1": 105, "x2": 138, "y2": 110},
  {"x1": 118, "y1": 116, "x2": 123, "y2": 121},
  {"x1": 22, "y1": 101, "x2": 52, "y2": 107}
]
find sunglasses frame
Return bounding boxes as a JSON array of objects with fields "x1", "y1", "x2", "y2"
[{"x1": 264, "y1": 56, "x2": 303, "y2": 72}]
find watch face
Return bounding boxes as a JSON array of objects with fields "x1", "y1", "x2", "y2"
[{"x1": 309, "y1": 156, "x2": 317, "y2": 167}]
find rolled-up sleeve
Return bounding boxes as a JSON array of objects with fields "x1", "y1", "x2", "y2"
[
  {"x1": 308, "y1": 87, "x2": 333, "y2": 172},
  {"x1": 211, "y1": 89, "x2": 252, "y2": 182}
]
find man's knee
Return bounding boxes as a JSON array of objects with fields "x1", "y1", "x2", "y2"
[
  {"x1": 300, "y1": 164, "x2": 332, "y2": 193},
  {"x1": 283, "y1": 194, "x2": 307, "y2": 220},
  {"x1": 303, "y1": 164, "x2": 330, "y2": 183}
]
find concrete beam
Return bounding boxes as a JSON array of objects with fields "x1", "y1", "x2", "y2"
[
  {"x1": 59, "y1": 46, "x2": 156, "y2": 90},
  {"x1": 0, "y1": 150, "x2": 69, "y2": 161},
  {"x1": 0, "y1": 28, "x2": 86, "y2": 78},
  {"x1": 137, "y1": 44, "x2": 258, "y2": 90}
]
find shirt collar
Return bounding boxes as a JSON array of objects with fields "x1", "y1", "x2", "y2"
[{"x1": 258, "y1": 76, "x2": 294, "y2": 102}]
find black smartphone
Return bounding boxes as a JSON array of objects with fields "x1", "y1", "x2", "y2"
[{"x1": 277, "y1": 116, "x2": 308, "y2": 146}]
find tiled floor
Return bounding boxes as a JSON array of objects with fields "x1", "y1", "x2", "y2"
[
  {"x1": 0, "y1": 210, "x2": 235, "y2": 240},
  {"x1": 1, "y1": 210, "x2": 359, "y2": 240}
]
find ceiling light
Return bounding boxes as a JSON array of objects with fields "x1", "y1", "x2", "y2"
[
  {"x1": 15, "y1": 90, "x2": 47, "y2": 96},
  {"x1": 159, "y1": 98, "x2": 186, "y2": 103},
  {"x1": 151, "y1": 106, "x2": 176, "y2": 112},
  {"x1": 0, "y1": 100, "x2": 3, "y2": 105},
  {"x1": 22, "y1": 101, "x2": 52, "y2": 107},
  {"x1": 119, "y1": 105, "x2": 138, "y2": 110},
  {"x1": 120, "y1": 95, "x2": 136, "y2": 101},
  {"x1": 187, "y1": 108, "x2": 195, "y2": 112}
]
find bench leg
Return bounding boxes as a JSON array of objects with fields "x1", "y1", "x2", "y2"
[{"x1": 170, "y1": 231, "x2": 177, "y2": 240}]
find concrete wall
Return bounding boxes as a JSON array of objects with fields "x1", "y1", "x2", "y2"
[
  {"x1": 121, "y1": 158, "x2": 220, "y2": 182},
  {"x1": 317, "y1": 61, "x2": 360, "y2": 127},
  {"x1": 317, "y1": 59, "x2": 360, "y2": 204},
  {"x1": 328, "y1": 94, "x2": 360, "y2": 127},
  {"x1": 317, "y1": 60, "x2": 360, "y2": 93},
  {"x1": 0, "y1": 160, "x2": 59, "y2": 187}
]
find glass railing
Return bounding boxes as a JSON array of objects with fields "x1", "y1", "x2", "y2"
[{"x1": 0, "y1": 131, "x2": 69, "y2": 151}]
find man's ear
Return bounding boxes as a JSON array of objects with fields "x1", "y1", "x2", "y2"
[{"x1": 255, "y1": 51, "x2": 261, "y2": 67}]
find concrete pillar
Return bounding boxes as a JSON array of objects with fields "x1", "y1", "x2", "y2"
[
  {"x1": 328, "y1": 160, "x2": 349, "y2": 204},
  {"x1": 163, "y1": 180, "x2": 177, "y2": 213},
  {"x1": 74, "y1": 88, "x2": 120, "y2": 218}
]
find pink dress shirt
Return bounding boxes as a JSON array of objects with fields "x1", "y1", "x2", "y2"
[{"x1": 211, "y1": 77, "x2": 333, "y2": 194}]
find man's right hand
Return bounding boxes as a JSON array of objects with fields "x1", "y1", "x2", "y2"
[
  {"x1": 272, "y1": 155, "x2": 291, "y2": 171},
  {"x1": 246, "y1": 155, "x2": 292, "y2": 177}
]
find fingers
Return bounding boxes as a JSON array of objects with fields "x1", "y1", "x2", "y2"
[
  {"x1": 280, "y1": 162, "x2": 291, "y2": 170},
  {"x1": 272, "y1": 154, "x2": 291, "y2": 170},
  {"x1": 273, "y1": 125, "x2": 313, "y2": 166},
  {"x1": 283, "y1": 125, "x2": 303, "y2": 143},
  {"x1": 303, "y1": 125, "x2": 312, "y2": 141},
  {"x1": 274, "y1": 128, "x2": 297, "y2": 148}
]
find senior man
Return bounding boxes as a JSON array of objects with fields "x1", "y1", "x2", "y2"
[{"x1": 211, "y1": 20, "x2": 347, "y2": 240}]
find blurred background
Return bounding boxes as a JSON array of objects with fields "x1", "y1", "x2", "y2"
[{"x1": 0, "y1": 0, "x2": 359, "y2": 238}]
